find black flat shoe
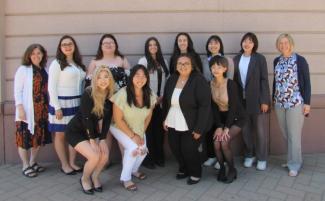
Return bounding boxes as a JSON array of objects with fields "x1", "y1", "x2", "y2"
[
  {"x1": 60, "y1": 168, "x2": 76, "y2": 175},
  {"x1": 73, "y1": 167, "x2": 83, "y2": 173},
  {"x1": 223, "y1": 168, "x2": 237, "y2": 184},
  {"x1": 176, "y1": 172, "x2": 188, "y2": 180},
  {"x1": 187, "y1": 177, "x2": 200, "y2": 185},
  {"x1": 93, "y1": 186, "x2": 103, "y2": 192},
  {"x1": 79, "y1": 178, "x2": 94, "y2": 195}
]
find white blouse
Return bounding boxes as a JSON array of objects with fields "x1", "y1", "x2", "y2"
[
  {"x1": 48, "y1": 59, "x2": 86, "y2": 110},
  {"x1": 165, "y1": 88, "x2": 188, "y2": 131}
]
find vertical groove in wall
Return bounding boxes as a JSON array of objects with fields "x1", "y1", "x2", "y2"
[{"x1": 0, "y1": 0, "x2": 6, "y2": 164}]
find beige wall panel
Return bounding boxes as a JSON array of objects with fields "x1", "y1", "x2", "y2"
[
  {"x1": 5, "y1": 52, "x2": 325, "y2": 81},
  {"x1": 6, "y1": 12, "x2": 325, "y2": 36},
  {"x1": 5, "y1": 0, "x2": 325, "y2": 14},
  {"x1": 5, "y1": 53, "x2": 325, "y2": 81},
  {"x1": 5, "y1": 33, "x2": 325, "y2": 59}
]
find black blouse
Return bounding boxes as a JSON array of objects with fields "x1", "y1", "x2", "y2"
[{"x1": 67, "y1": 88, "x2": 112, "y2": 140}]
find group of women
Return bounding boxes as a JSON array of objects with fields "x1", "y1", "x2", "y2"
[{"x1": 14, "y1": 31, "x2": 311, "y2": 194}]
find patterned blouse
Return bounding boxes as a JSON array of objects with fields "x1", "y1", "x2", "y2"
[{"x1": 274, "y1": 54, "x2": 303, "y2": 109}]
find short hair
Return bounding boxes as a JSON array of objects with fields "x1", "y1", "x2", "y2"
[
  {"x1": 22, "y1": 44, "x2": 48, "y2": 68},
  {"x1": 205, "y1": 35, "x2": 224, "y2": 57},
  {"x1": 276, "y1": 33, "x2": 295, "y2": 52},
  {"x1": 240, "y1": 32, "x2": 259, "y2": 53},
  {"x1": 209, "y1": 55, "x2": 228, "y2": 78}
]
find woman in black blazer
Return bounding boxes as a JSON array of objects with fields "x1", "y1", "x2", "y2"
[
  {"x1": 210, "y1": 56, "x2": 246, "y2": 183},
  {"x1": 162, "y1": 53, "x2": 211, "y2": 185},
  {"x1": 233, "y1": 32, "x2": 270, "y2": 171},
  {"x1": 65, "y1": 66, "x2": 114, "y2": 195}
]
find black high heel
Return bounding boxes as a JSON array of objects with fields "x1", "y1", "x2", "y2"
[
  {"x1": 223, "y1": 168, "x2": 237, "y2": 184},
  {"x1": 217, "y1": 166, "x2": 227, "y2": 182},
  {"x1": 80, "y1": 178, "x2": 94, "y2": 195}
]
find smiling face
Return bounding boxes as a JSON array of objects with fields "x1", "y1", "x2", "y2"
[
  {"x1": 101, "y1": 37, "x2": 116, "y2": 55},
  {"x1": 132, "y1": 69, "x2": 147, "y2": 89},
  {"x1": 148, "y1": 39, "x2": 158, "y2": 56},
  {"x1": 176, "y1": 56, "x2": 192, "y2": 77},
  {"x1": 30, "y1": 47, "x2": 44, "y2": 67},
  {"x1": 211, "y1": 63, "x2": 227, "y2": 78},
  {"x1": 208, "y1": 39, "x2": 221, "y2": 56},
  {"x1": 242, "y1": 37, "x2": 254, "y2": 55},
  {"x1": 60, "y1": 38, "x2": 75, "y2": 57},
  {"x1": 278, "y1": 37, "x2": 293, "y2": 56},
  {"x1": 96, "y1": 70, "x2": 110, "y2": 91},
  {"x1": 177, "y1": 35, "x2": 189, "y2": 53}
]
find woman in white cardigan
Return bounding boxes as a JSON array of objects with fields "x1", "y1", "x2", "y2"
[
  {"x1": 48, "y1": 35, "x2": 86, "y2": 175},
  {"x1": 14, "y1": 44, "x2": 51, "y2": 178}
]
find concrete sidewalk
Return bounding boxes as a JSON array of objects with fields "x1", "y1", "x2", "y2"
[{"x1": 0, "y1": 154, "x2": 325, "y2": 201}]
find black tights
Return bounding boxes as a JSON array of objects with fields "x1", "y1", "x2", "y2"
[{"x1": 214, "y1": 125, "x2": 241, "y2": 170}]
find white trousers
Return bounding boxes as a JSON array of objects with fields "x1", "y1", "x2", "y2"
[{"x1": 110, "y1": 126, "x2": 147, "y2": 181}]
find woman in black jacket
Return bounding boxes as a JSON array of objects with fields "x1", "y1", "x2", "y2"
[
  {"x1": 163, "y1": 53, "x2": 211, "y2": 185},
  {"x1": 65, "y1": 66, "x2": 114, "y2": 195},
  {"x1": 210, "y1": 56, "x2": 246, "y2": 183}
]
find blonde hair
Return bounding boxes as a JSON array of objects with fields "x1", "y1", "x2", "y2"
[
  {"x1": 91, "y1": 65, "x2": 115, "y2": 117},
  {"x1": 276, "y1": 33, "x2": 295, "y2": 53}
]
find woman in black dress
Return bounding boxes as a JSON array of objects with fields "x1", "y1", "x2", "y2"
[
  {"x1": 65, "y1": 66, "x2": 115, "y2": 195},
  {"x1": 210, "y1": 55, "x2": 246, "y2": 183}
]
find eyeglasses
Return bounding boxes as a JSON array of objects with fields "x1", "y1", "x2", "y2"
[
  {"x1": 177, "y1": 62, "x2": 191, "y2": 67},
  {"x1": 61, "y1": 42, "x2": 74, "y2": 48},
  {"x1": 102, "y1": 42, "x2": 115, "y2": 46}
]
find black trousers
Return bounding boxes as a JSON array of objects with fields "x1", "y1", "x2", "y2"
[
  {"x1": 205, "y1": 126, "x2": 216, "y2": 158},
  {"x1": 168, "y1": 128, "x2": 202, "y2": 178},
  {"x1": 143, "y1": 105, "x2": 165, "y2": 165}
]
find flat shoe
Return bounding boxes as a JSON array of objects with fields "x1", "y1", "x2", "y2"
[
  {"x1": 187, "y1": 177, "x2": 200, "y2": 185},
  {"x1": 22, "y1": 166, "x2": 37, "y2": 178},
  {"x1": 60, "y1": 168, "x2": 76, "y2": 175},
  {"x1": 93, "y1": 186, "x2": 103, "y2": 192},
  {"x1": 73, "y1": 167, "x2": 83, "y2": 173},
  {"x1": 121, "y1": 181, "x2": 137, "y2": 191},
  {"x1": 132, "y1": 172, "x2": 147, "y2": 180},
  {"x1": 31, "y1": 163, "x2": 45, "y2": 173}
]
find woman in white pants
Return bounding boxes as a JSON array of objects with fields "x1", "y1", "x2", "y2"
[{"x1": 110, "y1": 64, "x2": 156, "y2": 191}]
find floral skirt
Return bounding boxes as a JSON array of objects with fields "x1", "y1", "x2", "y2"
[{"x1": 16, "y1": 121, "x2": 52, "y2": 149}]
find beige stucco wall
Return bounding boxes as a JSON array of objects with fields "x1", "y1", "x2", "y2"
[
  {"x1": 2, "y1": 0, "x2": 325, "y2": 163},
  {"x1": 0, "y1": 0, "x2": 6, "y2": 164}
]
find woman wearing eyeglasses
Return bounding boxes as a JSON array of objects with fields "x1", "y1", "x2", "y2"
[
  {"x1": 163, "y1": 53, "x2": 211, "y2": 185},
  {"x1": 48, "y1": 35, "x2": 86, "y2": 175}
]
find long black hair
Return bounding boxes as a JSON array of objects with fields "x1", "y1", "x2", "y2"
[
  {"x1": 56, "y1": 35, "x2": 85, "y2": 71},
  {"x1": 144, "y1": 37, "x2": 169, "y2": 76},
  {"x1": 95, "y1": 34, "x2": 124, "y2": 60},
  {"x1": 126, "y1": 64, "x2": 152, "y2": 108},
  {"x1": 170, "y1": 32, "x2": 202, "y2": 74},
  {"x1": 206, "y1": 35, "x2": 224, "y2": 57}
]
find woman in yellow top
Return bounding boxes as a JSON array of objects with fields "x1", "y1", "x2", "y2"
[{"x1": 110, "y1": 65, "x2": 156, "y2": 191}]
